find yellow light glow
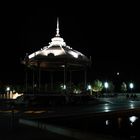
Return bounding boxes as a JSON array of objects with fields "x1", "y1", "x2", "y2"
[{"x1": 12, "y1": 93, "x2": 23, "y2": 99}]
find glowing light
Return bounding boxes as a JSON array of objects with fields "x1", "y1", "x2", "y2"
[
  {"x1": 129, "y1": 116, "x2": 138, "y2": 125},
  {"x1": 129, "y1": 83, "x2": 134, "y2": 89},
  {"x1": 50, "y1": 37, "x2": 66, "y2": 46},
  {"x1": 73, "y1": 89, "x2": 81, "y2": 94},
  {"x1": 130, "y1": 102, "x2": 134, "y2": 109},
  {"x1": 87, "y1": 85, "x2": 91, "y2": 90},
  {"x1": 29, "y1": 51, "x2": 40, "y2": 59},
  {"x1": 61, "y1": 84, "x2": 66, "y2": 90},
  {"x1": 12, "y1": 93, "x2": 23, "y2": 99},
  {"x1": 117, "y1": 72, "x2": 119, "y2": 75},
  {"x1": 105, "y1": 120, "x2": 109, "y2": 125},
  {"x1": 104, "y1": 82, "x2": 109, "y2": 89},
  {"x1": 104, "y1": 104, "x2": 110, "y2": 112},
  {"x1": 63, "y1": 85, "x2": 66, "y2": 90},
  {"x1": 6, "y1": 87, "x2": 10, "y2": 92},
  {"x1": 69, "y1": 51, "x2": 78, "y2": 58},
  {"x1": 41, "y1": 49, "x2": 64, "y2": 56},
  {"x1": 29, "y1": 48, "x2": 65, "y2": 59}
]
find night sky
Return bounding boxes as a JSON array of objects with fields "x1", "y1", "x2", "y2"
[{"x1": 0, "y1": 3, "x2": 140, "y2": 89}]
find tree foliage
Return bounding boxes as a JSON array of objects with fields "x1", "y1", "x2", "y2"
[{"x1": 92, "y1": 79, "x2": 103, "y2": 92}]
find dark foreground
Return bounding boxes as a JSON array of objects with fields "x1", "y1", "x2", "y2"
[
  {"x1": 1, "y1": 95, "x2": 140, "y2": 140},
  {"x1": 1, "y1": 126, "x2": 77, "y2": 140},
  {"x1": 1, "y1": 112, "x2": 140, "y2": 140},
  {"x1": 0, "y1": 116, "x2": 77, "y2": 140}
]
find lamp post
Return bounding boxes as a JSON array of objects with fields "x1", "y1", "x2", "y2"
[
  {"x1": 104, "y1": 82, "x2": 109, "y2": 93},
  {"x1": 129, "y1": 82, "x2": 134, "y2": 93},
  {"x1": 87, "y1": 84, "x2": 92, "y2": 95},
  {"x1": 6, "y1": 86, "x2": 10, "y2": 99}
]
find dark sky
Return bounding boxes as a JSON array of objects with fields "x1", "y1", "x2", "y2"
[{"x1": 0, "y1": 3, "x2": 140, "y2": 87}]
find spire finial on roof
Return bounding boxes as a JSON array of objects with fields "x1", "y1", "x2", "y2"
[{"x1": 56, "y1": 17, "x2": 60, "y2": 36}]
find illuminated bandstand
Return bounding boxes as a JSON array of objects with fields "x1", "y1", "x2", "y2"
[{"x1": 23, "y1": 18, "x2": 91, "y2": 95}]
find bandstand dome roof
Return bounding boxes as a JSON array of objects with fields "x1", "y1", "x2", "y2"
[{"x1": 23, "y1": 18, "x2": 91, "y2": 71}]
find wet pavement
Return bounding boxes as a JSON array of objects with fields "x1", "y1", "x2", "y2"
[{"x1": 0, "y1": 95, "x2": 140, "y2": 140}]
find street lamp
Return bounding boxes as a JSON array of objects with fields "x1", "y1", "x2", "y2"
[
  {"x1": 129, "y1": 83, "x2": 134, "y2": 93},
  {"x1": 6, "y1": 86, "x2": 10, "y2": 99},
  {"x1": 6, "y1": 86, "x2": 10, "y2": 92},
  {"x1": 104, "y1": 82, "x2": 109, "y2": 93},
  {"x1": 87, "y1": 84, "x2": 92, "y2": 95}
]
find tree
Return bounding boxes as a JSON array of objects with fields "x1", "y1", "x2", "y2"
[
  {"x1": 92, "y1": 79, "x2": 103, "y2": 93},
  {"x1": 108, "y1": 81, "x2": 115, "y2": 93},
  {"x1": 121, "y1": 82, "x2": 127, "y2": 93}
]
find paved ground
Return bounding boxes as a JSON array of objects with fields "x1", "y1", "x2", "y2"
[
  {"x1": 1, "y1": 118, "x2": 125, "y2": 140},
  {"x1": 1, "y1": 95, "x2": 140, "y2": 140},
  {"x1": 1, "y1": 127, "x2": 77, "y2": 140},
  {"x1": 1, "y1": 114, "x2": 125, "y2": 140},
  {"x1": 0, "y1": 115, "x2": 78, "y2": 140}
]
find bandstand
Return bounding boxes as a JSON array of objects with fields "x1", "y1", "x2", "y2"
[{"x1": 22, "y1": 18, "x2": 91, "y2": 97}]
